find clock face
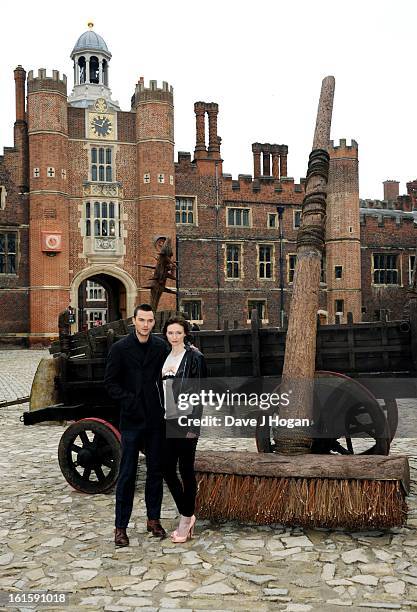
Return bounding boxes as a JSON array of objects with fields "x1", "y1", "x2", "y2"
[{"x1": 90, "y1": 114, "x2": 113, "y2": 138}]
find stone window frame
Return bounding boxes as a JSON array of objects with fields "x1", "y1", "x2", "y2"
[
  {"x1": 0, "y1": 186, "x2": 7, "y2": 210},
  {"x1": 47, "y1": 167, "x2": 55, "y2": 178},
  {"x1": 33, "y1": 167, "x2": 40, "y2": 178},
  {"x1": 409, "y1": 254, "x2": 415, "y2": 286},
  {"x1": 267, "y1": 212, "x2": 278, "y2": 229},
  {"x1": 226, "y1": 206, "x2": 252, "y2": 228},
  {"x1": 157, "y1": 173, "x2": 165, "y2": 184},
  {"x1": 224, "y1": 242, "x2": 243, "y2": 280},
  {"x1": 0, "y1": 229, "x2": 18, "y2": 275},
  {"x1": 335, "y1": 265, "x2": 343, "y2": 280},
  {"x1": 372, "y1": 252, "x2": 400, "y2": 286},
  {"x1": 143, "y1": 173, "x2": 151, "y2": 184},
  {"x1": 257, "y1": 243, "x2": 275, "y2": 281},
  {"x1": 287, "y1": 252, "x2": 297, "y2": 284},
  {"x1": 86, "y1": 280, "x2": 106, "y2": 302},
  {"x1": 175, "y1": 196, "x2": 197, "y2": 226},
  {"x1": 90, "y1": 145, "x2": 114, "y2": 183},
  {"x1": 247, "y1": 299, "x2": 268, "y2": 324},
  {"x1": 181, "y1": 299, "x2": 203, "y2": 324},
  {"x1": 84, "y1": 200, "x2": 122, "y2": 239},
  {"x1": 293, "y1": 209, "x2": 302, "y2": 229}
]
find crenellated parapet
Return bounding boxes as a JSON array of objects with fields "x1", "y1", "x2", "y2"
[
  {"x1": 360, "y1": 206, "x2": 416, "y2": 227},
  {"x1": 328, "y1": 138, "x2": 358, "y2": 159},
  {"x1": 132, "y1": 79, "x2": 173, "y2": 105},
  {"x1": 27, "y1": 69, "x2": 67, "y2": 95},
  {"x1": 221, "y1": 172, "x2": 305, "y2": 197}
]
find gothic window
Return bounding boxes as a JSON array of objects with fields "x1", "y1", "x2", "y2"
[
  {"x1": 91, "y1": 147, "x2": 113, "y2": 182},
  {"x1": 90, "y1": 56, "x2": 99, "y2": 84},
  {"x1": 85, "y1": 201, "x2": 121, "y2": 238},
  {"x1": 259, "y1": 245, "x2": 273, "y2": 279},
  {"x1": 226, "y1": 244, "x2": 241, "y2": 279},
  {"x1": 0, "y1": 231, "x2": 17, "y2": 274},
  {"x1": 175, "y1": 197, "x2": 195, "y2": 224},
  {"x1": 373, "y1": 253, "x2": 399, "y2": 285},
  {"x1": 227, "y1": 207, "x2": 250, "y2": 227}
]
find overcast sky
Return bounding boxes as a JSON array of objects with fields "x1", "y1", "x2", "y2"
[{"x1": 1, "y1": 0, "x2": 415, "y2": 200}]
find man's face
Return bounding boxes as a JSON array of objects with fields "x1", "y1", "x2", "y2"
[{"x1": 132, "y1": 310, "x2": 155, "y2": 340}]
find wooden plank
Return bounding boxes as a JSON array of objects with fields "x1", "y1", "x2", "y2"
[{"x1": 195, "y1": 451, "x2": 410, "y2": 493}]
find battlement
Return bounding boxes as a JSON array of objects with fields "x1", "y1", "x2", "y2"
[
  {"x1": 133, "y1": 78, "x2": 173, "y2": 105},
  {"x1": 27, "y1": 69, "x2": 67, "y2": 95},
  {"x1": 221, "y1": 172, "x2": 305, "y2": 197},
  {"x1": 328, "y1": 138, "x2": 358, "y2": 159},
  {"x1": 329, "y1": 138, "x2": 358, "y2": 150},
  {"x1": 360, "y1": 207, "x2": 416, "y2": 228}
]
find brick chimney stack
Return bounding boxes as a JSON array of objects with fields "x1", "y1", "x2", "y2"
[{"x1": 383, "y1": 180, "x2": 400, "y2": 202}]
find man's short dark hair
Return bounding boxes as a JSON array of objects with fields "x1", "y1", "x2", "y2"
[{"x1": 133, "y1": 304, "x2": 154, "y2": 318}]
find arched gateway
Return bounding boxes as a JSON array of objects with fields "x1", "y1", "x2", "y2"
[{"x1": 70, "y1": 266, "x2": 137, "y2": 332}]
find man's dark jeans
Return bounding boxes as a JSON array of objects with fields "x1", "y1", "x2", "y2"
[{"x1": 115, "y1": 426, "x2": 164, "y2": 528}]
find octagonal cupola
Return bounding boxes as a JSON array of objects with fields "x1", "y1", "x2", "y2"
[{"x1": 68, "y1": 22, "x2": 120, "y2": 109}]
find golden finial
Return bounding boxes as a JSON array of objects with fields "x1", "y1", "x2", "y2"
[{"x1": 87, "y1": 21, "x2": 94, "y2": 30}]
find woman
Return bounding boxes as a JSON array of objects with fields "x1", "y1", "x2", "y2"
[{"x1": 161, "y1": 316, "x2": 207, "y2": 543}]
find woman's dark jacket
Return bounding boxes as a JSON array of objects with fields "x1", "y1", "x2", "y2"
[
  {"x1": 168, "y1": 344, "x2": 207, "y2": 436},
  {"x1": 104, "y1": 331, "x2": 169, "y2": 430}
]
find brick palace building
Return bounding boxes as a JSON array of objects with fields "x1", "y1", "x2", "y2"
[{"x1": 0, "y1": 25, "x2": 416, "y2": 344}]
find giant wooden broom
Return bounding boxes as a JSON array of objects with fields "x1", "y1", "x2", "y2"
[{"x1": 194, "y1": 77, "x2": 409, "y2": 529}]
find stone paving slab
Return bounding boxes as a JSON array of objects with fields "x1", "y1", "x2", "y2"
[{"x1": 1, "y1": 350, "x2": 417, "y2": 610}]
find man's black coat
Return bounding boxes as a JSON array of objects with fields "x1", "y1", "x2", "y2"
[{"x1": 104, "y1": 331, "x2": 169, "y2": 430}]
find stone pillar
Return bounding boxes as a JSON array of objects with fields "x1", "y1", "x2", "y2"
[
  {"x1": 194, "y1": 101, "x2": 207, "y2": 159},
  {"x1": 99, "y1": 60, "x2": 103, "y2": 85},
  {"x1": 86, "y1": 57, "x2": 90, "y2": 83}
]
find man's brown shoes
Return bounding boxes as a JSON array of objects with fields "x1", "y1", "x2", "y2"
[
  {"x1": 114, "y1": 527, "x2": 129, "y2": 547},
  {"x1": 146, "y1": 519, "x2": 166, "y2": 538}
]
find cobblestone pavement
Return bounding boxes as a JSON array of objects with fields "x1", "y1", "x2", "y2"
[{"x1": 1, "y1": 350, "x2": 417, "y2": 611}]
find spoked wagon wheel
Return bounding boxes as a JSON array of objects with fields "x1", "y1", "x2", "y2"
[
  {"x1": 256, "y1": 371, "x2": 393, "y2": 456},
  {"x1": 58, "y1": 418, "x2": 121, "y2": 493}
]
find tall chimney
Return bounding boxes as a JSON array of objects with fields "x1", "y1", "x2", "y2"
[{"x1": 383, "y1": 180, "x2": 399, "y2": 202}]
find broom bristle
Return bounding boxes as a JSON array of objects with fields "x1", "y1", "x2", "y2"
[{"x1": 195, "y1": 472, "x2": 407, "y2": 530}]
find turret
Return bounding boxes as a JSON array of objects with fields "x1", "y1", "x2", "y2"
[
  {"x1": 27, "y1": 68, "x2": 70, "y2": 342},
  {"x1": 133, "y1": 78, "x2": 176, "y2": 309},
  {"x1": 326, "y1": 139, "x2": 362, "y2": 323}
]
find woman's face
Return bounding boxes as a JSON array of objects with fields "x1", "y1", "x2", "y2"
[{"x1": 166, "y1": 323, "x2": 186, "y2": 348}]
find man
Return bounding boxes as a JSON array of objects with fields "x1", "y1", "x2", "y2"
[{"x1": 104, "y1": 304, "x2": 169, "y2": 547}]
